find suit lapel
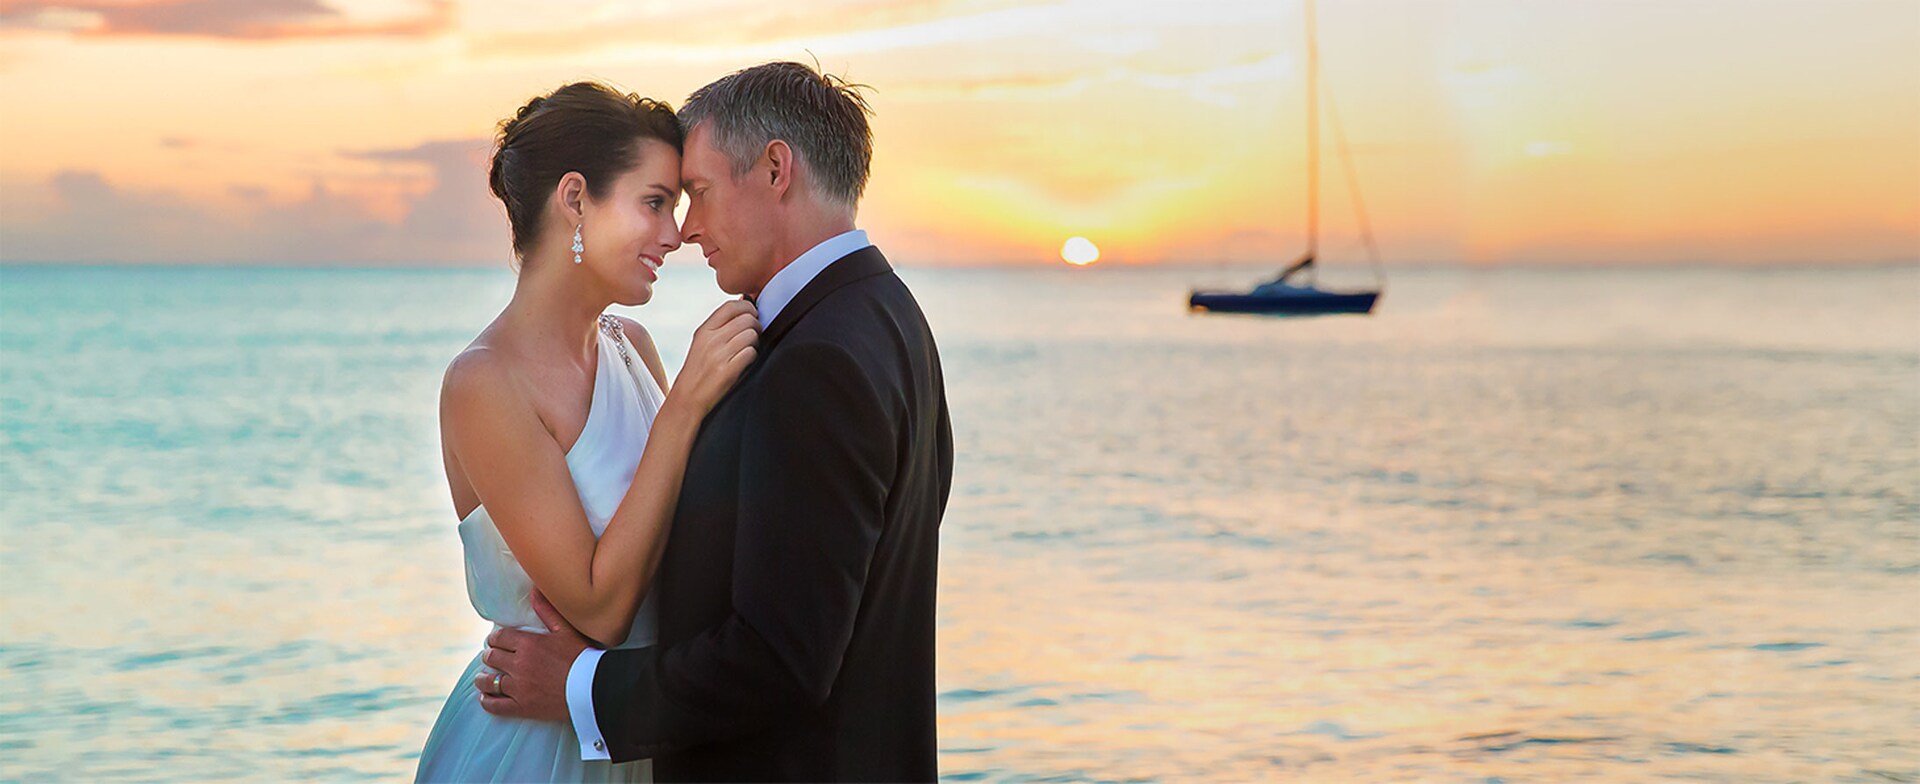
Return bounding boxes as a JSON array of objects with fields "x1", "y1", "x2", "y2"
[{"x1": 760, "y1": 245, "x2": 892, "y2": 352}]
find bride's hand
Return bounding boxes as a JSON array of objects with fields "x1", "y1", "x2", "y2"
[{"x1": 671, "y1": 299, "x2": 759, "y2": 415}]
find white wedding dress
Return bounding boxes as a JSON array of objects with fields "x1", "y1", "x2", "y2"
[{"x1": 416, "y1": 315, "x2": 663, "y2": 783}]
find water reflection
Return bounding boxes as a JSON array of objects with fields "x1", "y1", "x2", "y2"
[{"x1": 1, "y1": 263, "x2": 1916, "y2": 781}]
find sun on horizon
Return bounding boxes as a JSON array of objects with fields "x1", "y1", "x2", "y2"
[{"x1": 1062, "y1": 236, "x2": 1101, "y2": 267}]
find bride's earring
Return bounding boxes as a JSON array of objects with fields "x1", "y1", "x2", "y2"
[{"x1": 571, "y1": 223, "x2": 585, "y2": 265}]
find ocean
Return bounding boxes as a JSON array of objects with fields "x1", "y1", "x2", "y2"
[{"x1": 2, "y1": 261, "x2": 1916, "y2": 781}]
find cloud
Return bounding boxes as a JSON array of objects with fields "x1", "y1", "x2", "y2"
[
  {"x1": 0, "y1": 138, "x2": 508, "y2": 265},
  {"x1": 467, "y1": 0, "x2": 1287, "y2": 66},
  {"x1": 0, "y1": 0, "x2": 454, "y2": 40},
  {"x1": 467, "y1": 0, "x2": 1026, "y2": 62},
  {"x1": 156, "y1": 135, "x2": 246, "y2": 152},
  {"x1": 342, "y1": 138, "x2": 506, "y2": 256},
  {"x1": 889, "y1": 51, "x2": 1293, "y2": 107}
]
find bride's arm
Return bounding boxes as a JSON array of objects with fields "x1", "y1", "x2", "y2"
[{"x1": 442, "y1": 303, "x2": 757, "y2": 647}]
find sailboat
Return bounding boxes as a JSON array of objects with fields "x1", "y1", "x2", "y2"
[{"x1": 1189, "y1": 0, "x2": 1384, "y2": 316}]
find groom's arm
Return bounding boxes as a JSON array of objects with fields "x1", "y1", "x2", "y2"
[{"x1": 590, "y1": 339, "x2": 897, "y2": 760}]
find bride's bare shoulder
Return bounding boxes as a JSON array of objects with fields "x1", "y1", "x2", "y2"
[
  {"x1": 443, "y1": 340, "x2": 504, "y2": 389},
  {"x1": 606, "y1": 315, "x2": 670, "y2": 391},
  {"x1": 437, "y1": 340, "x2": 522, "y2": 517},
  {"x1": 439, "y1": 340, "x2": 532, "y2": 428}
]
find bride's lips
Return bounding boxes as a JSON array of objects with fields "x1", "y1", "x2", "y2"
[{"x1": 640, "y1": 254, "x2": 663, "y2": 281}]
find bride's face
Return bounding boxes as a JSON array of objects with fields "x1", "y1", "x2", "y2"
[{"x1": 578, "y1": 138, "x2": 683, "y2": 306}]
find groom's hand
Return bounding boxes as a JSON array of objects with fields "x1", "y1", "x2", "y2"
[{"x1": 477, "y1": 590, "x2": 592, "y2": 722}]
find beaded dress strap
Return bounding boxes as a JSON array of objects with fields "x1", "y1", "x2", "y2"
[{"x1": 596, "y1": 314, "x2": 635, "y2": 372}]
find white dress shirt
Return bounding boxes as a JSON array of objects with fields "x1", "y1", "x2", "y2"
[
  {"x1": 564, "y1": 228, "x2": 872, "y2": 761},
  {"x1": 752, "y1": 228, "x2": 872, "y2": 329}
]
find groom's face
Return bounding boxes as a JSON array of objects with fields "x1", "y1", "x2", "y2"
[{"x1": 679, "y1": 125, "x2": 779, "y2": 297}]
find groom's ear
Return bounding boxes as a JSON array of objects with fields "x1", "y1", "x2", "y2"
[{"x1": 763, "y1": 139, "x2": 794, "y2": 200}]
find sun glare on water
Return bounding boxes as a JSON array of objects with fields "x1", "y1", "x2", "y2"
[{"x1": 1061, "y1": 236, "x2": 1100, "y2": 266}]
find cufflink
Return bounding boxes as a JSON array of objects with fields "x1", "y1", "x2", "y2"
[{"x1": 593, "y1": 740, "x2": 605, "y2": 751}]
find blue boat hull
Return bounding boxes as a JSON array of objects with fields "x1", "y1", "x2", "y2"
[{"x1": 1189, "y1": 289, "x2": 1378, "y2": 315}]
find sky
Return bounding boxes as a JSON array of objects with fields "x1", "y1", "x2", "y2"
[{"x1": 0, "y1": 0, "x2": 1915, "y2": 267}]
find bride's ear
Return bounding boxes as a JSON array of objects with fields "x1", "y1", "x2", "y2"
[{"x1": 555, "y1": 172, "x2": 588, "y2": 223}]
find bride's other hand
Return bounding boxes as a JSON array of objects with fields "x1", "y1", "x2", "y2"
[{"x1": 670, "y1": 299, "x2": 759, "y2": 415}]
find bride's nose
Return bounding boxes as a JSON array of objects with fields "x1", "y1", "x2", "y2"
[{"x1": 659, "y1": 222, "x2": 683, "y2": 254}]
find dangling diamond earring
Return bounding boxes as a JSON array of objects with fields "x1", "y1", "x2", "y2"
[{"x1": 571, "y1": 224, "x2": 585, "y2": 264}]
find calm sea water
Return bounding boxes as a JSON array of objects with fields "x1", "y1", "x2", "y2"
[{"x1": 2, "y1": 261, "x2": 1916, "y2": 782}]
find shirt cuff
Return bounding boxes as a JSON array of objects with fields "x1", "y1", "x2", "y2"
[{"x1": 566, "y1": 647, "x2": 610, "y2": 760}]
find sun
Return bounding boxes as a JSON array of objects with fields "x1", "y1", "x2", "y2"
[{"x1": 1061, "y1": 236, "x2": 1100, "y2": 266}]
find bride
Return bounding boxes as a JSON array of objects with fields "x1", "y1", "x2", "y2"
[{"x1": 413, "y1": 81, "x2": 758, "y2": 782}]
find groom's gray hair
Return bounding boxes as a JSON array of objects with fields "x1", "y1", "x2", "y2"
[{"x1": 679, "y1": 61, "x2": 874, "y2": 208}]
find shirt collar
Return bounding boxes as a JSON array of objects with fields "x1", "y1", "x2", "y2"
[{"x1": 753, "y1": 229, "x2": 871, "y2": 330}]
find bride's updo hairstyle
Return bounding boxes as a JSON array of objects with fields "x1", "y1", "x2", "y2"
[{"x1": 487, "y1": 81, "x2": 682, "y2": 263}]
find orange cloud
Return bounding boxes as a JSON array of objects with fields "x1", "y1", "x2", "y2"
[
  {"x1": 0, "y1": 139, "x2": 506, "y2": 264},
  {"x1": 0, "y1": 0, "x2": 453, "y2": 40},
  {"x1": 466, "y1": 0, "x2": 1013, "y2": 61}
]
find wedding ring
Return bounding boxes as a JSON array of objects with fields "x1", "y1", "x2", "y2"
[{"x1": 491, "y1": 672, "x2": 504, "y2": 696}]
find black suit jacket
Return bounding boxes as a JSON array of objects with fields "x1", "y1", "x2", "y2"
[{"x1": 592, "y1": 245, "x2": 953, "y2": 782}]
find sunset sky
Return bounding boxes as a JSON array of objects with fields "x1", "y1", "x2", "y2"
[{"x1": 1, "y1": 0, "x2": 1914, "y2": 267}]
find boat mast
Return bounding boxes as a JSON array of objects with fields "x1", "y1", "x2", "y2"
[{"x1": 1305, "y1": 0, "x2": 1318, "y2": 273}]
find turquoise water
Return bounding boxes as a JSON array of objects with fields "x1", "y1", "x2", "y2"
[{"x1": 2, "y1": 262, "x2": 1917, "y2": 781}]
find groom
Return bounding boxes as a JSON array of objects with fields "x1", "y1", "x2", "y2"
[{"x1": 478, "y1": 62, "x2": 953, "y2": 781}]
